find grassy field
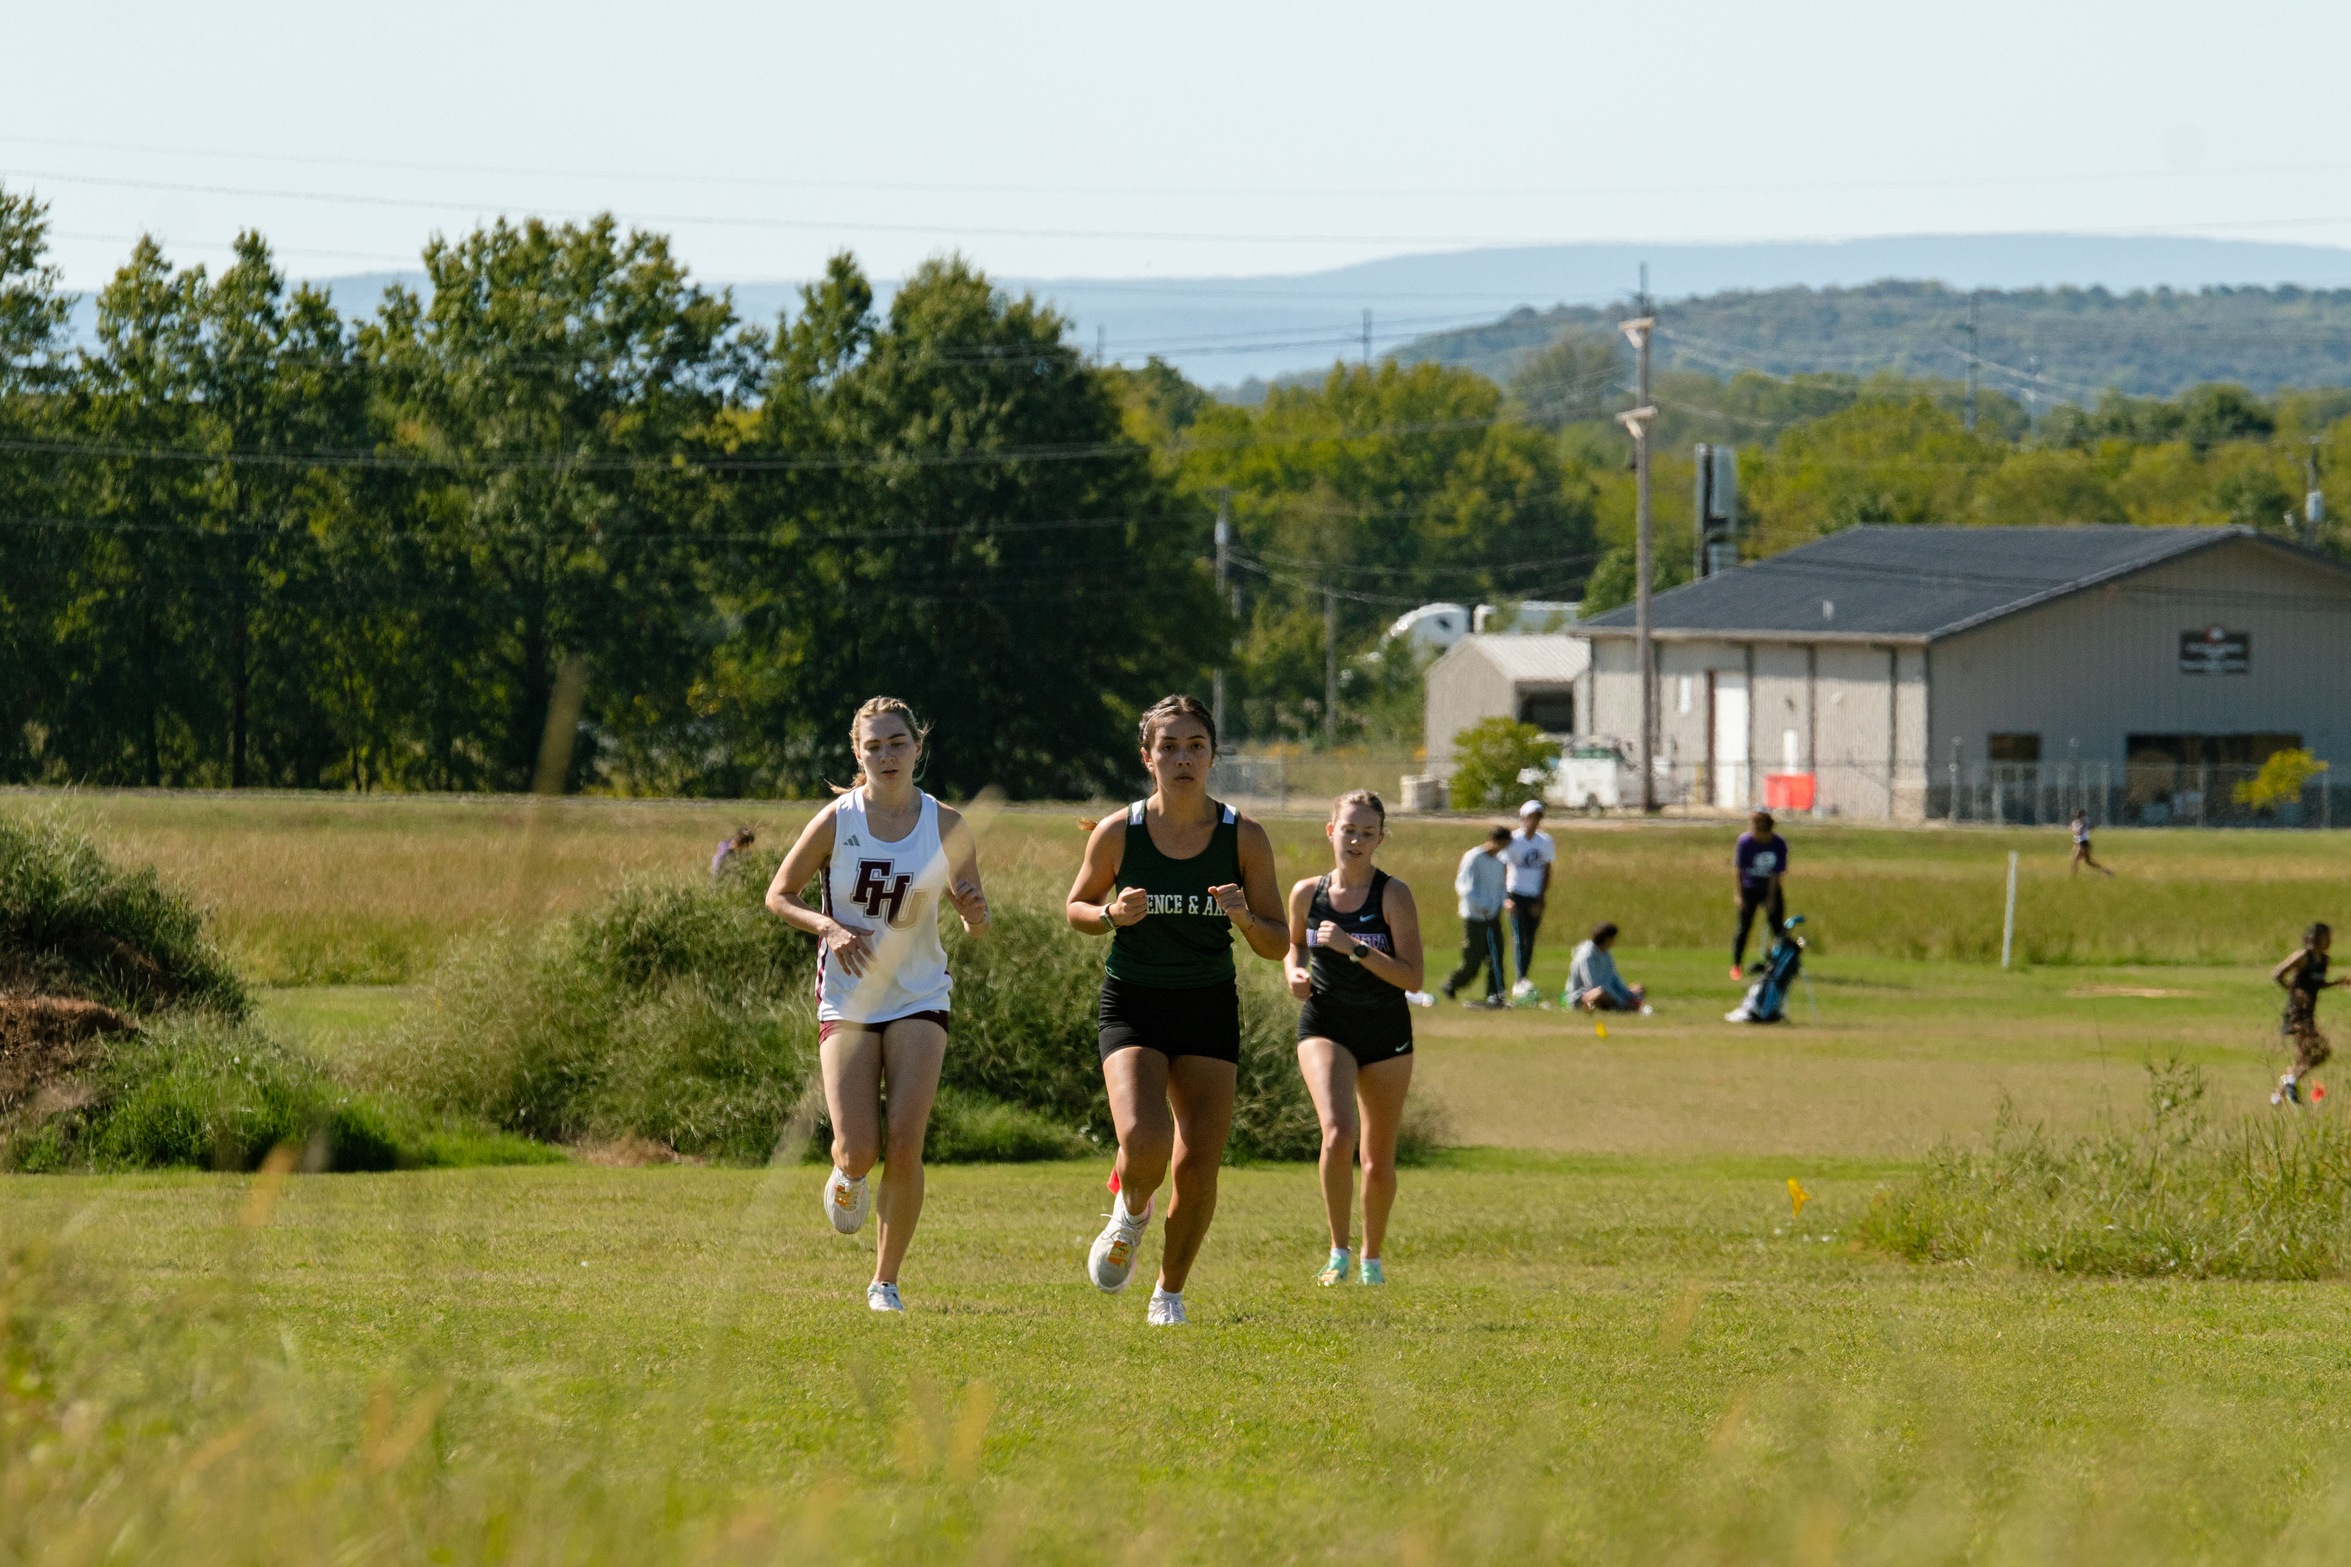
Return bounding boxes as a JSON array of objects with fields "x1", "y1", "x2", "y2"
[
  {"x1": 22, "y1": 788, "x2": 2350, "y2": 983},
  {"x1": 10, "y1": 790, "x2": 2351, "y2": 1563}
]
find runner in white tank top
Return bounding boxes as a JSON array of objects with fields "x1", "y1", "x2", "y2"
[
  {"x1": 767, "y1": 698, "x2": 989, "y2": 1314},
  {"x1": 817, "y1": 785, "x2": 953, "y2": 1024}
]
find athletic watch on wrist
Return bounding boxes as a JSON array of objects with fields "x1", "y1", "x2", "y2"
[{"x1": 1346, "y1": 944, "x2": 1365, "y2": 963}]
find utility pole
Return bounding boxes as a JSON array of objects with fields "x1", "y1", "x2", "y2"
[
  {"x1": 1096, "y1": 325, "x2": 1106, "y2": 367},
  {"x1": 1617, "y1": 291, "x2": 1659, "y2": 814},
  {"x1": 1962, "y1": 292, "x2": 1980, "y2": 432},
  {"x1": 1212, "y1": 494, "x2": 1231, "y2": 739},
  {"x1": 1323, "y1": 587, "x2": 1339, "y2": 747},
  {"x1": 2308, "y1": 438, "x2": 2327, "y2": 545},
  {"x1": 1361, "y1": 308, "x2": 1372, "y2": 369}
]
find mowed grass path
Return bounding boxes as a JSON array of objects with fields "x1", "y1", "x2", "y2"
[{"x1": 11, "y1": 1157, "x2": 2351, "y2": 1562}]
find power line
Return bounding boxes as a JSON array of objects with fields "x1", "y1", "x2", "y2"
[{"x1": 25, "y1": 130, "x2": 2351, "y2": 205}]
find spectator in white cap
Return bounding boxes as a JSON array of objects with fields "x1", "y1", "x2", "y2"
[{"x1": 1501, "y1": 800, "x2": 1555, "y2": 996}]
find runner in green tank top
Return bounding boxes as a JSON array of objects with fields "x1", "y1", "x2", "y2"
[{"x1": 1066, "y1": 695, "x2": 1288, "y2": 1326}]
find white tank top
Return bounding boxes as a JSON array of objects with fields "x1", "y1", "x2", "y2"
[{"x1": 816, "y1": 787, "x2": 953, "y2": 1024}]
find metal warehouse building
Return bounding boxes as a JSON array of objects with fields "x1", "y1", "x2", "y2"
[{"x1": 1574, "y1": 525, "x2": 2351, "y2": 822}]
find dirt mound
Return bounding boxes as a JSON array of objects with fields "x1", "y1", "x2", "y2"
[{"x1": 0, "y1": 997, "x2": 134, "y2": 1113}]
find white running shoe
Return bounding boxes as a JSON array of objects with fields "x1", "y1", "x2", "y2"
[
  {"x1": 867, "y1": 1281, "x2": 903, "y2": 1313},
  {"x1": 1087, "y1": 1194, "x2": 1152, "y2": 1293},
  {"x1": 1146, "y1": 1287, "x2": 1187, "y2": 1326},
  {"x1": 825, "y1": 1166, "x2": 870, "y2": 1234}
]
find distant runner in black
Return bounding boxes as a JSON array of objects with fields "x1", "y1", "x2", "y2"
[
  {"x1": 2272, "y1": 921, "x2": 2345, "y2": 1106},
  {"x1": 1284, "y1": 790, "x2": 1424, "y2": 1288},
  {"x1": 2069, "y1": 810, "x2": 2112, "y2": 877}
]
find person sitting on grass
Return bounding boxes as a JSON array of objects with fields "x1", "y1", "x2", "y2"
[
  {"x1": 2272, "y1": 921, "x2": 2345, "y2": 1106},
  {"x1": 1441, "y1": 825, "x2": 1511, "y2": 1008},
  {"x1": 1566, "y1": 922, "x2": 1648, "y2": 1013}
]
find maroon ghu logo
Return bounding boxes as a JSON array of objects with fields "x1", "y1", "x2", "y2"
[{"x1": 851, "y1": 860, "x2": 918, "y2": 927}]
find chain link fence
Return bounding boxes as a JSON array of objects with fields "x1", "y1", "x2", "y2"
[{"x1": 1931, "y1": 761, "x2": 2338, "y2": 828}]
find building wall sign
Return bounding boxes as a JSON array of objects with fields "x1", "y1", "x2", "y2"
[{"x1": 2179, "y1": 625, "x2": 2250, "y2": 675}]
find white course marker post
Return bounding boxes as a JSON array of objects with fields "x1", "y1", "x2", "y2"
[{"x1": 2000, "y1": 850, "x2": 2020, "y2": 970}]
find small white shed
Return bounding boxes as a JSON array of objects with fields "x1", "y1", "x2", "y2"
[{"x1": 1422, "y1": 634, "x2": 1591, "y2": 776}]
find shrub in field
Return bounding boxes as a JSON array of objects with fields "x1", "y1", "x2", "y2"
[
  {"x1": 940, "y1": 905, "x2": 1319, "y2": 1161},
  {"x1": 1862, "y1": 1061, "x2": 2351, "y2": 1279},
  {"x1": 0, "y1": 1009, "x2": 527, "y2": 1172},
  {"x1": 363, "y1": 877, "x2": 818, "y2": 1163},
  {"x1": 1447, "y1": 717, "x2": 1556, "y2": 810},
  {"x1": 376, "y1": 877, "x2": 1329, "y2": 1164},
  {"x1": 0, "y1": 809, "x2": 245, "y2": 1015}
]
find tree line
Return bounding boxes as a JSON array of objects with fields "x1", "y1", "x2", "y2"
[
  {"x1": 9, "y1": 176, "x2": 2349, "y2": 795},
  {"x1": 0, "y1": 185, "x2": 1595, "y2": 793}
]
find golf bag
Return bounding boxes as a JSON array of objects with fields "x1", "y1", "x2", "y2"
[{"x1": 1726, "y1": 915, "x2": 1806, "y2": 1024}]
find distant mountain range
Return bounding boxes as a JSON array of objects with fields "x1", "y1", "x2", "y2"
[
  {"x1": 57, "y1": 234, "x2": 2351, "y2": 398},
  {"x1": 1391, "y1": 277, "x2": 2351, "y2": 402}
]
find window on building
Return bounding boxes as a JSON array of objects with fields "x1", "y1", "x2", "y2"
[
  {"x1": 2126, "y1": 733, "x2": 2302, "y2": 767},
  {"x1": 1519, "y1": 690, "x2": 1575, "y2": 732},
  {"x1": 1988, "y1": 733, "x2": 2042, "y2": 763}
]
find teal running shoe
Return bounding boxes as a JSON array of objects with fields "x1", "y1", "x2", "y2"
[
  {"x1": 1317, "y1": 1247, "x2": 1352, "y2": 1286},
  {"x1": 1359, "y1": 1257, "x2": 1386, "y2": 1286}
]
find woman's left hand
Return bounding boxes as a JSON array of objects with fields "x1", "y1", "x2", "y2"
[
  {"x1": 1314, "y1": 919, "x2": 1358, "y2": 955},
  {"x1": 1210, "y1": 882, "x2": 1251, "y2": 921},
  {"x1": 948, "y1": 878, "x2": 990, "y2": 927}
]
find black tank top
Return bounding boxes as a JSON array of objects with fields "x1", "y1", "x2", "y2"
[
  {"x1": 1307, "y1": 870, "x2": 1405, "y2": 1009},
  {"x1": 2293, "y1": 950, "x2": 2330, "y2": 1000},
  {"x1": 1105, "y1": 799, "x2": 1241, "y2": 988}
]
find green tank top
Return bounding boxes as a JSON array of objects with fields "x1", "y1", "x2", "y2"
[{"x1": 1105, "y1": 799, "x2": 1242, "y2": 988}]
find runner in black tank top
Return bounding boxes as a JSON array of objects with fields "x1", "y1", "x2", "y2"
[
  {"x1": 1284, "y1": 790, "x2": 1424, "y2": 1287},
  {"x1": 2273, "y1": 922, "x2": 2343, "y2": 1105},
  {"x1": 1065, "y1": 696, "x2": 1289, "y2": 1326}
]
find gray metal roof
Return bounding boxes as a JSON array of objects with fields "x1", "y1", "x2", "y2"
[
  {"x1": 1434, "y1": 634, "x2": 1589, "y2": 684},
  {"x1": 1579, "y1": 525, "x2": 2309, "y2": 643}
]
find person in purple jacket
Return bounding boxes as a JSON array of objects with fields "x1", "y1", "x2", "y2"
[{"x1": 1730, "y1": 810, "x2": 1789, "y2": 981}]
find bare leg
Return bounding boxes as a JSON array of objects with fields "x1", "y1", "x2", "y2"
[
  {"x1": 1295, "y1": 1037, "x2": 1360, "y2": 1249},
  {"x1": 1354, "y1": 1055, "x2": 1414, "y2": 1259},
  {"x1": 871, "y1": 1018, "x2": 947, "y2": 1286},
  {"x1": 1157, "y1": 1056, "x2": 1239, "y2": 1293},
  {"x1": 820, "y1": 1028, "x2": 885, "y2": 1181},
  {"x1": 1102, "y1": 1046, "x2": 1175, "y2": 1212}
]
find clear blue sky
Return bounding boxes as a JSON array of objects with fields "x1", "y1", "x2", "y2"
[{"x1": 7, "y1": 0, "x2": 2350, "y2": 290}]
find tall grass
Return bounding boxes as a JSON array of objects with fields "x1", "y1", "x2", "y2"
[
  {"x1": 30, "y1": 792, "x2": 2351, "y2": 977},
  {"x1": 1862, "y1": 1061, "x2": 2351, "y2": 1278},
  {"x1": 0, "y1": 808, "x2": 245, "y2": 1013}
]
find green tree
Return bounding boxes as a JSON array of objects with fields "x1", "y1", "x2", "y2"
[
  {"x1": 717, "y1": 254, "x2": 1223, "y2": 797},
  {"x1": 364, "y1": 216, "x2": 753, "y2": 789},
  {"x1": 0, "y1": 184, "x2": 76, "y2": 780},
  {"x1": 1448, "y1": 716, "x2": 1555, "y2": 809},
  {"x1": 1178, "y1": 360, "x2": 1597, "y2": 745}
]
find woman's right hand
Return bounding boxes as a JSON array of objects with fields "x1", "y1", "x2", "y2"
[
  {"x1": 822, "y1": 920, "x2": 875, "y2": 977},
  {"x1": 1104, "y1": 886, "x2": 1149, "y2": 927},
  {"x1": 1287, "y1": 964, "x2": 1313, "y2": 999}
]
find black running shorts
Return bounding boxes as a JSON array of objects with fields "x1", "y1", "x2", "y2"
[
  {"x1": 1297, "y1": 996, "x2": 1414, "y2": 1067},
  {"x1": 1098, "y1": 976, "x2": 1242, "y2": 1065}
]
